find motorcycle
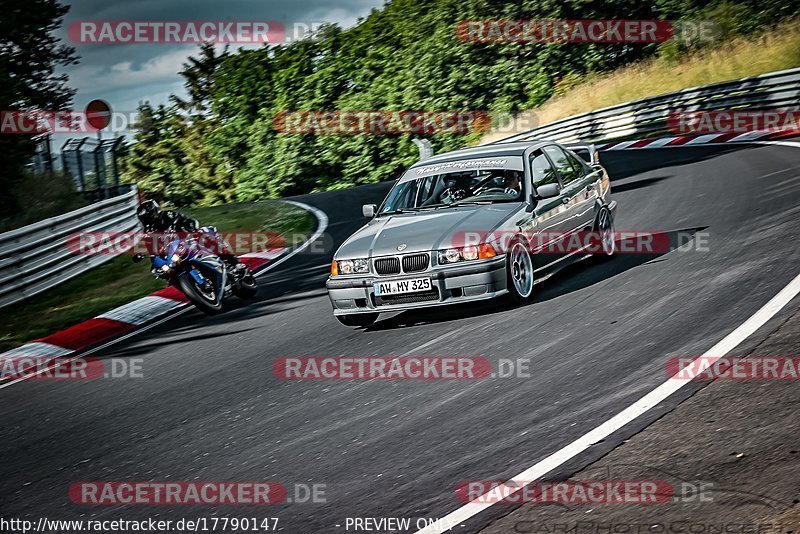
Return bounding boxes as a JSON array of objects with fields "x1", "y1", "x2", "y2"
[{"x1": 134, "y1": 226, "x2": 257, "y2": 314}]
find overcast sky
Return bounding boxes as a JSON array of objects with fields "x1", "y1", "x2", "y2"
[{"x1": 53, "y1": 0, "x2": 384, "y2": 148}]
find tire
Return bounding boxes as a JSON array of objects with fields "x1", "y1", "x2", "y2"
[
  {"x1": 506, "y1": 239, "x2": 535, "y2": 303},
  {"x1": 594, "y1": 206, "x2": 616, "y2": 258},
  {"x1": 233, "y1": 269, "x2": 257, "y2": 299},
  {"x1": 177, "y1": 272, "x2": 224, "y2": 315},
  {"x1": 336, "y1": 313, "x2": 379, "y2": 327}
]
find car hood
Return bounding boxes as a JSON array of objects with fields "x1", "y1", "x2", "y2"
[{"x1": 336, "y1": 204, "x2": 521, "y2": 259}]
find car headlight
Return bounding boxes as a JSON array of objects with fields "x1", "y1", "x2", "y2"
[
  {"x1": 443, "y1": 248, "x2": 461, "y2": 264},
  {"x1": 333, "y1": 258, "x2": 370, "y2": 275},
  {"x1": 461, "y1": 245, "x2": 479, "y2": 261},
  {"x1": 438, "y1": 244, "x2": 497, "y2": 264},
  {"x1": 353, "y1": 259, "x2": 369, "y2": 273},
  {"x1": 338, "y1": 260, "x2": 353, "y2": 274}
]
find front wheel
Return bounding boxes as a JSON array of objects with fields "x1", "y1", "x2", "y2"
[
  {"x1": 506, "y1": 240, "x2": 535, "y2": 303},
  {"x1": 336, "y1": 313, "x2": 379, "y2": 328},
  {"x1": 177, "y1": 272, "x2": 224, "y2": 315}
]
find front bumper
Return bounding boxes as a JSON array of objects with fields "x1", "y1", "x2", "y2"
[{"x1": 326, "y1": 256, "x2": 507, "y2": 315}]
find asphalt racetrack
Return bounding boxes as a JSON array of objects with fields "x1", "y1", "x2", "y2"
[{"x1": 2, "y1": 143, "x2": 800, "y2": 533}]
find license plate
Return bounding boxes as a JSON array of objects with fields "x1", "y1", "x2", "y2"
[{"x1": 374, "y1": 277, "x2": 432, "y2": 296}]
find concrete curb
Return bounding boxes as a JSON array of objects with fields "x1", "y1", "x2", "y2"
[{"x1": 599, "y1": 129, "x2": 800, "y2": 151}]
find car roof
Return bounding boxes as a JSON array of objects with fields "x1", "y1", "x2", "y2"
[{"x1": 407, "y1": 140, "x2": 550, "y2": 169}]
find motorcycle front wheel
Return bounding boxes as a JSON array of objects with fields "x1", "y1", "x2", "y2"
[{"x1": 177, "y1": 272, "x2": 224, "y2": 315}]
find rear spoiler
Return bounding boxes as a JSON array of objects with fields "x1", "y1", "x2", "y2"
[{"x1": 563, "y1": 142, "x2": 598, "y2": 165}]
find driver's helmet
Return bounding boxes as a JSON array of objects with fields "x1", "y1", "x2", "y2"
[{"x1": 136, "y1": 200, "x2": 160, "y2": 228}]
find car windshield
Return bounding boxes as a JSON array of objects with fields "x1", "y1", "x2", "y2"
[{"x1": 379, "y1": 167, "x2": 524, "y2": 214}]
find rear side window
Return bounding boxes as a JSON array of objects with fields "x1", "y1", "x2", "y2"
[
  {"x1": 565, "y1": 150, "x2": 592, "y2": 174},
  {"x1": 543, "y1": 145, "x2": 582, "y2": 185},
  {"x1": 570, "y1": 147, "x2": 593, "y2": 164}
]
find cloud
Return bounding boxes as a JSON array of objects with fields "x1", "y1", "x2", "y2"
[
  {"x1": 67, "y1": 47, "x2": 195, "y2": 97},
  {"x1": 50, "y1": 0, "x2": 384, "y2": 150}
]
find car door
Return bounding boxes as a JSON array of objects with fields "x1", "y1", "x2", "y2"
[
  {"x1": 564, "y1": 147, "x2": 604, "y2": 231},
  {"x1": 521, "y1": 149, "x2": 575, "y2": 270},
  {"x1": 542, "y1": 144, "x2": 598, "y2": 234}
]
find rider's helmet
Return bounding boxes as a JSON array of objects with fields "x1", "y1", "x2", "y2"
[{"x1": 136, "y1": 200, "x2": 160, "y2": 229}]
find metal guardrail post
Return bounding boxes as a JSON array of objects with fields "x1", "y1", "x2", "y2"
[{"x1": 412, "y1": 138, "x2": 434, "y2": 160}]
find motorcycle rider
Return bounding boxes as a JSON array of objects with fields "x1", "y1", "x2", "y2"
[{"x1": 135, "y1": 199, "x2": 246, "y2": 274}]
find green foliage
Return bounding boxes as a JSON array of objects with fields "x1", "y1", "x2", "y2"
[
  {"x1": 120, "y1": 0, "x2": 800, "y2": 206},
  {"x1": 0, "y1": 0, "x2": 77, "y2": 217}
]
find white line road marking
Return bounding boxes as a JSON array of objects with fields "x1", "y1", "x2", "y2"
[
  {"x1": 0, "y1": 200, "x2": 329, "y2": 391},
  {"x1": 255, "y1": 200, "x2": 329, "y2": 274},
  {"x1": 415, "y1": 270, "x2": 800, "y2": 534}
]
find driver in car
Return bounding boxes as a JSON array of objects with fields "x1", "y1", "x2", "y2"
[{"x1": 503, "y1": 170, "x2": 522, "y2": 198}]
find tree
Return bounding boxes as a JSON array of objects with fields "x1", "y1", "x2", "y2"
[
  {"x1": 121, "y1": 0, "x2": 800, "y2": 205},
  {"x1": 0, "y1": 0, "x2": 77, "y2": 215}
]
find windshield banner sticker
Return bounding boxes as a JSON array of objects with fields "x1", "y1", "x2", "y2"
[{"x1": 410, "y1": 157, "x2": 523, "y2": 179}]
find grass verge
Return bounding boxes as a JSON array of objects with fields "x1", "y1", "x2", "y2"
[
  {"x1": 0, "y1": 200, "x2": 314, "y2": 352},
  {"x1": 481, "y1": 21, "x2": 800, "y2": 143}
]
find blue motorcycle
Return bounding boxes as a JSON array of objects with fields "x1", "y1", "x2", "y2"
[{"x1": 134, "y1": 227, "x2": 257, "y2": 314}]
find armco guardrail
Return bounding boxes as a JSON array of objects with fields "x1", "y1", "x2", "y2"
[
  {"x1": 0, "y1": 186, "x2": 140, "y2": 309},
  {"x1": 491, "y1": 67, "x2": 800, "y2": 145}
]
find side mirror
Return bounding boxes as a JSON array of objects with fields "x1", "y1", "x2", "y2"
[
  {"x1": 535, "y1": 183, "x2": 560, "y2": 200},
  {"x1": 132, "y1": 254, "x2": 145, "y2": 263},
  {"x1": 362, "y1": 204, "x2": 377, "y2": 218},
  {"x1": 592, "y1": 163, "x2": 604, "y2": 174}
]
